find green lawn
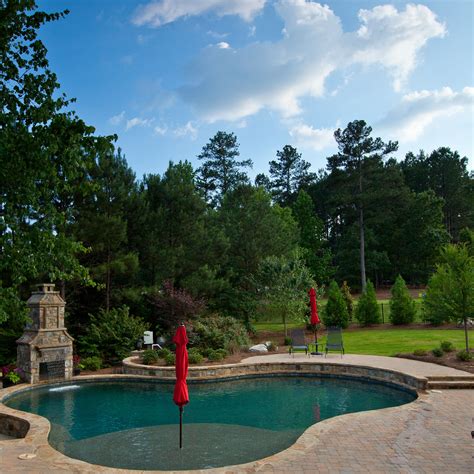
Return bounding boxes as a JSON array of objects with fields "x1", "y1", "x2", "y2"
[{"x1": 254, "y1": 323, "x2": 471, "y2": 356}]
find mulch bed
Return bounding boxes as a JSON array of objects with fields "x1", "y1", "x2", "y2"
[{"x1": 396, "y1": 351, "x2": 474, "y2": 374}]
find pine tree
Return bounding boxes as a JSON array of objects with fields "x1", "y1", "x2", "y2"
[
  {"x1": 389, "y1": 275, "x2": 416, "y2": 325},
  {"x1": 196, "y1": 131, "x2": 252, "y2": 207},
  {"x1": 292, "y1": 190, "x2": 333, "y2": 283},
  {"x1": 355, "y1": 280, "x2": 380, "y2": 326},
  {"x1": 269, "y1": 145, "x2": 314, "y2": 206},
  {"x1": 328, "y1": 121, "x2": 398, "y2": 290},
  {"x1": 323, "y1": 281, "x2": 349, "y2": 329}
]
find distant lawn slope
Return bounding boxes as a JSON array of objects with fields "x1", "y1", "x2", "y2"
[
  {"x1": 331, "y1": 329, "x2": 470, "y2": 356},
  {"x1": 253, "y1": 323, "x2": 471, "y2": 356}
]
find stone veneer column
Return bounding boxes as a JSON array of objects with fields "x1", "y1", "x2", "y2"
[{"x1": 17, "y1": 284, "x2": 74, "y2": 384}]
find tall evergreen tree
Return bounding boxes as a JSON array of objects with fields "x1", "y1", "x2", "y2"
[
  {"x1": 292, "y1": 190, "x2": 333, "y2": 283},
  {"x1": 328, "y1": 120, "x2": 398, "y2": 290},
  {"x1": 401, "y1": 148, "x2": 473, "y2": 241},
  {"x1": 218, "y1": 185, "x2": 299, "y2": 320},
  {"x1": 0, "y1": 0, "x2": 114, "y2": 323},
  {"x1": 138, "y1": 161, "x2": 227, "y2": 288},
  {"x1": 73, "y1": 149, "x2": 137, "y2": 312},
  {"x1": 269, "y1": 145, "x2": 314, "y2": 206},
  {"x1": 196, "y1": 131, "x2": 252, "y2": 207}
]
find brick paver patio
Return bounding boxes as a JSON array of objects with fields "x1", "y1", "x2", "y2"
[{"x1": 1, "y1": 355, "x2": 473, "y2": 473}]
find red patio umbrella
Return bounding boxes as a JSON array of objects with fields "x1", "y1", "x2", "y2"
[
  {"x1": 173, "y1": 324, "x2": 189, "y2": 449},
  {"x1": 309, "y1": 288, "x2": 321, "y2": 355}
]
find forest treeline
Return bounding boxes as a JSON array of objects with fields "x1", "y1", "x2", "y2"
[{"x1": 0, "y1": 2, "x2": 473, "y2": 353}]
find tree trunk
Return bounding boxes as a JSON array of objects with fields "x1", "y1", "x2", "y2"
[
  {"x1": 359, "y1": 206, "x2": 367, "y2": 291},
  {"x1": 58, "y1": 280, "x2": 66, "y2": 300},
  {"x1": 106, "y1": 251, "x2": 111, "y2": 312},
  {"x1": 464, "y1": 317, "x2": 469, "y2": 352},
  {"x1": 358, "y1": 159, "x2": 367, "y2": 291},
  {"x1": 283, "y1": 311, "x2": 288, "y2": 337}
]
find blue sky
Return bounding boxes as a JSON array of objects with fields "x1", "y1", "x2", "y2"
[{"x1": 38, "y1": 0, "x2": 473, "y2": 178}]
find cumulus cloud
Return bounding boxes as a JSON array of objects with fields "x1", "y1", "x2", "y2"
[
  {"x1": 354, "y1": 4, "x2": 446, "y2": 91},
  {"x1": 109, "y1": 111, "x2": 125, "y2": 125},
  {"x1": 173, "y1": 121, "x2": 198, "y2": 139},
  {"x1": 216, "y1": 41, "x2": 230, "y2": 49},
  {"x1": 132, "y1": 0, "x2": 266, "y2": 27},
  {"x1": 154, "y1": 125, "x2": 168, "y2": 135},
  {"x1": 379, "y1": 86, "x2": 474, "y2": 141},
  {"x1": 289, "y1": 122, "x2": 336, "y2": 151},
  {"x1": 126, "y1": 117, "x2": 154, "y2": 130},
  {"x1": 178, "y1": 1, "x2": 445, "y2": 122}
]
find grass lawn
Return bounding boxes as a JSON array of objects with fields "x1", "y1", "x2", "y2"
[{"x1": 254, "y1": 323, "x2": 471, "y2": 356}]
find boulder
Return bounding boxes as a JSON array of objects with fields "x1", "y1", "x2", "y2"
[{"x1": 249, "y1": 343, "x2": 268, "y2": 353}]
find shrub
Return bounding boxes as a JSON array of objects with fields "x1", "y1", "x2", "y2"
[
  {"x1": 148, "y1": 281, "x2": 206, "y2": 332},
  {"x1": 440, "y1": 341, "x2": 455, "y2": 353},
  {"x1": 207, "y1": 349, "x2": 227, "y2": 361},
  {"x1": 188, "y1": 348, "x2": 204, "y2": 364},
  {"x1": 423, "y1": 244, "x2": 473, "y2": 332},
  {"x1": 164, "y1": 353, "x2": 175, "y2": 366},
  {"x1": 323, "y1": 281, "x2": 349, "y2": 328},
  {"x1": 190, "y1": 314, "x2": 250, "y2": 353},
  {"x1": 341, "y1": 281, "x2": 353, "y2": 320},
  {"x1": 266, "y1": 341, "x2": 277, "y2": 351},
  {"x1": 413, "y1": 349, "x2": 428, "y2": 356},
  {"x1": 431, "y1": 347, "x2": 444, "y2": 357},
  {"x1": 389, "y1": 275, "x2": 416, "y2": 325},
  {"x1": 456, "y1": 349, "x2": 473, "y2": 362},
  {"x1": 142, "y1": 349, "x2": 159, "y2": 365},
  {"x1": 355, "y1": 281, "x2": 381, "y2": 326},
  {"x1": 284, "y1": 336, "x2": 292, "y2": 346},
  {"x1": 80, "y1": 306, "x2": 147, "y2": 364},
  {"x1": 81, "y1": 356, "x2": 102, "y2": 371},
  {"x1": 157, "y1": 348, "x2": 172, "y2": 359}
]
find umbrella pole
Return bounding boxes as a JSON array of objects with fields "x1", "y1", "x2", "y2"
[
  {"x1": 179, "y1": 406, "x2": 183, "y2": 449},
  {"x1": 311, "y1": 326, "x2": 321, "y2": 355}
]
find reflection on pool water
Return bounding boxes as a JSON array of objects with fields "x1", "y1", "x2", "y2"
[{"x1": 6, "y1": 376, "x2": 416, "y2": 470}]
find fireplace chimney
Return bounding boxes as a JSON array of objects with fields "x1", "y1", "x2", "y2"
[{"x1": 17, "y1": 284, "x2": 74, "y2": 383}]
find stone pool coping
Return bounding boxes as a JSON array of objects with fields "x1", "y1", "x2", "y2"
[
  {"x1": 1, "y1": 355, "x2": 472, "y2": 473},
  {"x1": 122, "y1": 356, "x2": 426, "y2": 391}
]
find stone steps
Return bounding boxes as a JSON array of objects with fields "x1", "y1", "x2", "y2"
[
  {"x1": 426, "y1": 374, "x2": 474, "y2": 389},
  {"x1": 427, "y1": 375, "x2": 474, "y2": 381},
  {"x1": 427, "y1": 381, "x2": 474, "y2": 389}
]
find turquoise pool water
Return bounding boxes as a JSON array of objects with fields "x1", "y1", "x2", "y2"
[{"x1": 6, "y1": 376, "x2": 415, "y2": 470}]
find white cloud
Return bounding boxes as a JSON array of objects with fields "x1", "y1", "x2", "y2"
[
  {"x1": 207, "y1": 30, "x2": 228, "y2": 39},
  {"x1": 126, "y1": 117, "x2": 154, "y2": 130},
  {"x1": 179, "y1": 1, "x2": 446, "y2": 122},
  {"x1": 379, "y1": 86, "x2": 474, "y2": 141},
  {"x1": 216, "y1": 41, "x2": 230, "y2": 49},
  {"x1": 154, "y1": 125, "x2": 168, "y2": 135},
  {"x1": 289, "y1": 122, "x2": 336, "y2": 151},
  {"x1": 132, "y1": 0, "x2": 266, "y2": 27},
  {"x1": 173, "y1": 121, "x2": 198, "y2": 139},
  {"x1": 354, "y1": 4, "x2": 446, "y2": 91},
  {"x1": 109, "y1": 111, "x2": 125, "y2": 125}
]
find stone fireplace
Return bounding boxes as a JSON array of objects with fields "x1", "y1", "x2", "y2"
[{"x1": 17, "y1": 284, "x2": 74, "y2": 384}]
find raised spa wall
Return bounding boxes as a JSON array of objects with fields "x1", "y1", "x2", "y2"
[{"x1": 122, "y1": 357, "x2": 427, "y2": 392}]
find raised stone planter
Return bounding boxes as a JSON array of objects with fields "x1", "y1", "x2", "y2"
[{"x1": 122, "y1": 357, "x2": 426, "y2": 391}]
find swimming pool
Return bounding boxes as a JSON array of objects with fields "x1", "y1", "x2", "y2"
[{"x1": 5, "y1": 376, "x2": 416, "y2": 470}]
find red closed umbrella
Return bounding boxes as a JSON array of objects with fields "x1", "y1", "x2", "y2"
[
  {"x1": 309, "y1": 288, "x2": 321, "y2": 355},
  {"x1": 309, "y1": 287, "x2": 320, "y2": 325},
  {"x1": 173, "y1": 324, "x2": 189, "y2": 449}
]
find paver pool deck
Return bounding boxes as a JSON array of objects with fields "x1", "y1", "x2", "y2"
[{"x1": 1, "y1": 353, "x2": 473, "y2": 473}]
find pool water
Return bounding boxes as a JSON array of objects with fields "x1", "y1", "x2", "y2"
[{"x1": 6, "y1": 377, "x2": 415, "y2": 470}]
